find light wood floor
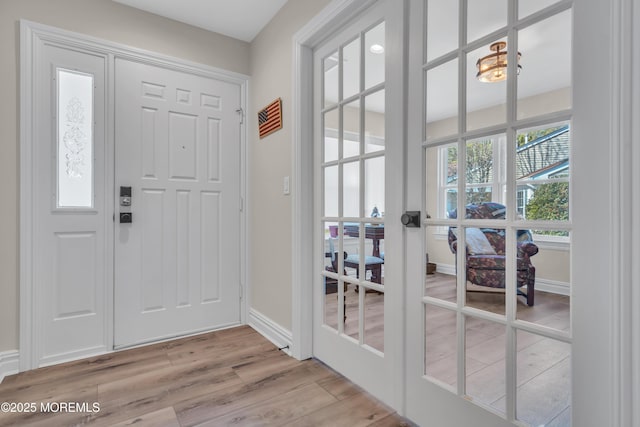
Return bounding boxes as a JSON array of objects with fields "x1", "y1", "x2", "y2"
[
  {"x1": 324, "y1": 272, "x2": 571, "y2": 427},
  {"x1": 0, "y1": 326, "x2": 411, "y2": 427},
  {"x1": 424, "y1": 273, "x2": 571, "y2": 426}
]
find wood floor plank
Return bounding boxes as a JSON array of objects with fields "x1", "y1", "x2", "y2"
[
  {"x1": 0, "y1": 326, "x2": 406, "y2": 427},
  {"x1": 317, "y1": 375, "x2": 364, "y2": 401},
  {"x1": 232, "y1": 350, "x2": 302, "y2": 383},
  {"x1": 504, "y1": 357, "x2": 571, "y2": 426},
  {"x1": 546, "y1": 405, "x2": 571, "y2": 427},
  {"x1": 280, "y1": 393, "x2": 395, "y2": 427},
  {"x1": 92, "y1": 366, "x2": 242, "y2": 425},
  {"x1": 366, "y1": 414, "x2": 417, "y2": 427},
  {"x1": 0, "y1": 352, "x2": 172, "y2": 400},
  {"x1": 0, "y1": 385, "x2": 98, "y2": 427},
  {"x1": 175, "y1": 361, "x2": 335, "y2": 426},
  {"x1": 197, "y1": 382, "x2": 337, "y2": 426},
  {"x1": 109, "y1": 406, "x2": 180, "y2": 427}
]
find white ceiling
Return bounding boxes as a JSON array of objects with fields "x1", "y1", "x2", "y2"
[
  {"x1": 114, "y1": 0, "x2": 571, "y2": 121},
  {"x1": 112, "y1": 0, "x2": 288, "y2": 42}
]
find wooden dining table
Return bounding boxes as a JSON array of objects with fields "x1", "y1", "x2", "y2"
[{"x1": 344, "y1": 223, "x2": 384, "y2": 258}]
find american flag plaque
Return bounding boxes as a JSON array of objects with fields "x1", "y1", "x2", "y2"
[{"x1": 258, "y1": 98, "x2": 282, "y2": 139}]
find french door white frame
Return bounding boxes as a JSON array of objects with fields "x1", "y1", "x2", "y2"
[
  {"x1": 292, "y1": 0, "x2": 405, "y2": 409},
  {"x1": 19, "y1": 20, "x2": 249, "y2": 371},
  {"x1": 293, "y1": 0, "x2": 638, "y2": 425}
]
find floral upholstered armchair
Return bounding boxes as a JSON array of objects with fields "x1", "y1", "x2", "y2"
[{"x1": 448, "y1": 202, "x2": 539, "y2": 306}]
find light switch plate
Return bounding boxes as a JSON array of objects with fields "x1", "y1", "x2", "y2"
[{"x1": 283, "y1": 176, "x2": 290, "y2": 195}]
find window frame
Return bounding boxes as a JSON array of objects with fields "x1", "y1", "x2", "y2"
[{"x1": 436, "y1": 124, "x2": 571, "y2": 246}]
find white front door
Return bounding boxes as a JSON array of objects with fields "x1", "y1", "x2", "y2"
[
  {"x1": 114, "y1": 58, "x2": 242, "y2": 347},
  {"x1": 312, "y1": 0, "x2": 404, "y2": 406}
]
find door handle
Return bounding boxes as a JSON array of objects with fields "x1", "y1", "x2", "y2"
[
  {"x1": 401, "y1": 211, "x2": 421, "y2": 228},
  {"x1": 120, "y1": 186, "x2": 132, "y2": 223}
]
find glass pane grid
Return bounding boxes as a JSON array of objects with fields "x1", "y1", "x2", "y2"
[
  {"x1": 424, "y1": 304, "x2": 458, "y2": 387},
  {"x1": 515, "y1": 330, "x2": 571, "y2": 425},
  {"x1": 422, "y1": 1, "x2": 573, "y2": 422},
  {"x1": 464, "y1": 315, "x2": 506, "y2": 415}
]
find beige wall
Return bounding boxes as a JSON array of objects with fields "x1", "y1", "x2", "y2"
[
  {"x1": 325, "y1": 106, "x2": 386, "y2": 137},
  {"x1": 427, "y1": 87, "x2": 571, "y2": 141},
  {"x1": 249, "y1": 0, "x2": 331, "y2": 330},
  {"x1": 0, "y1": 0, "x2": 250, "y2": 352}
]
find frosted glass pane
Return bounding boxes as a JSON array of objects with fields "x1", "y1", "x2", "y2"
[
  {"x1": 519, "y1": 0, "x2": 561, "y2": 19},
  {"x1": 343, "y1": 37, "x2": 361, "y2": 100},
  {"x1": 426, "y1": 0, "x2": 458, "y2": 61},
  {"x1": 364, "y1": 156, "x2": 385, "y2": 216},
  {"x1": 58, "y1": 68, "x2": 94, "y2": 208},
  {"x1": 467, "y1": 40, "x2": 507, "y2": 131},
  {"x1": 426, "y1": 59, "x2": 458, "y2": 141},
  {"x1": 324, "y1": 108, "x2": 339, "y2": 162},
  {"x1": 517, "y1": 11, "x2": 572, "y2": 120},
  {"x1": 343, "y1": 161, "x2": 360, "y2": 217},
  {"x1": 324, "y1": 166, "x2": 338, "y2": 217},
  {"x1": 468, "y1": 0, "x2": 507, "y2": 43},
  {"x1": 343, "y1": 100, "x2": 360, "y2": 158},
  {"x1": 324, "y1": 50, "x2": 339, "y2": 109},
  {"x1": 364, "y1": 90, "x2": 385, "y2": 153},
  {"x1": 364, "y1": 21, "x2": 385, "y2": 90}
]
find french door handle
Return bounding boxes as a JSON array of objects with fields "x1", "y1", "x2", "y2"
[{"x1": 401, "y1": 211, "x2": 421, "y2": 228}]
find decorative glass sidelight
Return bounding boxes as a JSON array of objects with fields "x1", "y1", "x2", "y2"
[{"x1": 57, "y1": 68, "x2": 94, "y2": 208}]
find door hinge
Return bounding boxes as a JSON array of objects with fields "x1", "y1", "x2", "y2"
[
  {"x1": 239, "y1": 283, "x2": 243, "y2": 300},
  {"x1": 240, "y1": 197, "x2": 244, "y2": 212},
  {"x1": 236, "y1": 107, "x2": 244, "y2": 124}
]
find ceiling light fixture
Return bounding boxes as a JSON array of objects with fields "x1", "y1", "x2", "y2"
[
  {"x1": 369, "y1": 44, "x2": 384, "y2": 54},
  {"x1": 476, "y1": 41, "x2": 521, "y2": 83}
]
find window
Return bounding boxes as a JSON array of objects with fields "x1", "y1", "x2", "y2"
[
  {"x1": 516, "y1": 124, "x2": 570, "y2": 235},
  {"x1": 438, "y1": 123, "x2": 570, "y2": 239},
  {"x1": 57, "y1": 68, "x2": 94, "y2": 208}
]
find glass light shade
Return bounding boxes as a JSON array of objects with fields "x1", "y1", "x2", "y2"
[{"x1": 476, "y1": 42, "x2": 522, "y2": 83}]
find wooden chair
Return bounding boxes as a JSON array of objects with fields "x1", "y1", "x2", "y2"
[{"x1": 325, "y1": 240, "x2": 347, "y2": 321}]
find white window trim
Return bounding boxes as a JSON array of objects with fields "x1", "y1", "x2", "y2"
[{"x1": 434, "y1": 129, "x2": 571, "y2": 249}]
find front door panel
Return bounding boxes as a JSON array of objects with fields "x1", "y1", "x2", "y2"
[{"x1": 114, "y1": 58, "x2": 241, "y2": 347}]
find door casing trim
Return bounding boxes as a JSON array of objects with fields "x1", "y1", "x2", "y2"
[{"x1": 20, "y1": 19, "x2": 249, "y2": 371}]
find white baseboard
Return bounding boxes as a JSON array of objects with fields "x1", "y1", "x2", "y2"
[
  {"x1": 435, "y1": 263, "x2": 456, "y2": 276},
  {"x1": 434, "y1": 263, "x2": 570, "y2": 296},
  {"x1": 535, "y1": 278, "x2": 571, "y2": 296},
  {"x1": 248, "y1": 309, "x2": 293, "y2": 356},
  {"x1": 0, "y1": 350, "x2": 20, "y2": 383}
]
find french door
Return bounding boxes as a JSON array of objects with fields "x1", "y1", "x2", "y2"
[
  {"x1": 403, "y1": 0, "x2": 606, "y2": 425},
  {"x1": 312, "y1": 0, "x2": 403, "y2": 405}
]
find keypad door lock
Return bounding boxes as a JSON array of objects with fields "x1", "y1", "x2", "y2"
[{"x1": 120, "y1": 186, "x2": 132, "y2": 207}]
